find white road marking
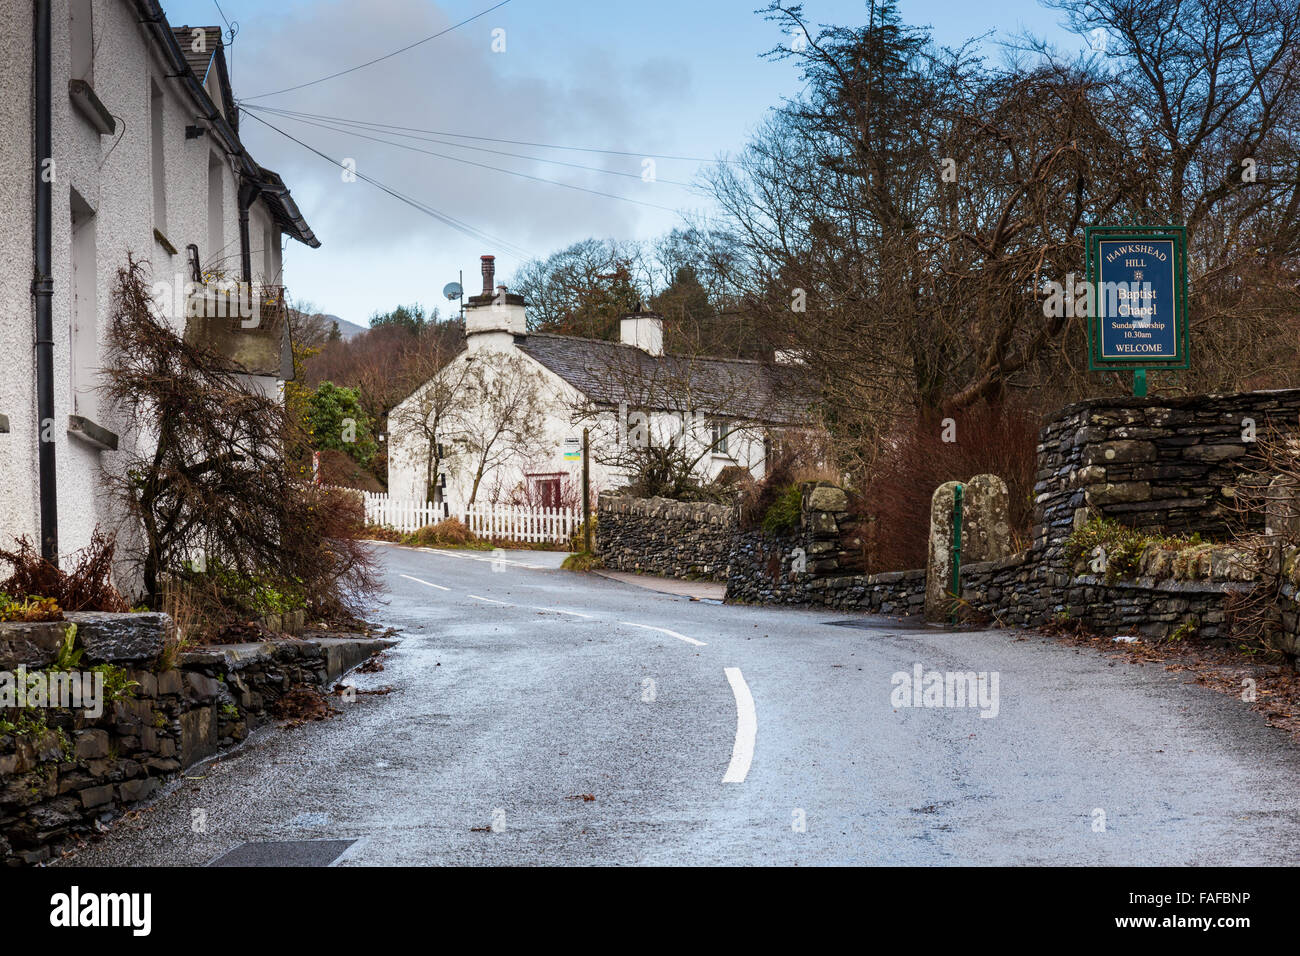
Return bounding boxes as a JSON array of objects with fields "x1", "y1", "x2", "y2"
[
  {"x1": 399, "y1": 574, "x2": 450, "y2": 592},
  {"x1": 722, "y1": 667, "x2": 756, "y2": 784},
  {"x1": 425, "y1": 548, "x2": 543, "y2": 570},
  {"x1": 618, "y1": 621, "x2": 707, "y2": 647},
  {"x1": 530, "y1": 606, "x2": 594, "y2": 618},
  {"x1": 468, "y1": 594, "x2": 513, "y2": 606}
]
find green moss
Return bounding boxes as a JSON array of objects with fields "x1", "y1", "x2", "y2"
[{"x1": 1064, "y1": 517, "x2": 1205, "y2": 584}]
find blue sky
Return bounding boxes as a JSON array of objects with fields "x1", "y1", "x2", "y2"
[{"x1": 159, "y1": 0, "x2": 1083, "y2": 325}]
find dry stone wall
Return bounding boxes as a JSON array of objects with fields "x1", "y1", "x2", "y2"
[
  {"x1": 596, "y1": 494, "x2": 736, "y2": 581},
  {"x1": 0, "y1": 613, "x2": 391, "y2": 865}
]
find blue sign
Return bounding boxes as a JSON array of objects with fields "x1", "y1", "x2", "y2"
[
  {"x1": 1086, "y1": 226, "x2": 1189, "y2": 373},
  {"x1": 1096, "y1": 239, "x2": 1177, "y2": 360}
]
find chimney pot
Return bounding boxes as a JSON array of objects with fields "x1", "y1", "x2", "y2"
[{"x1": 480, "y1": 255, "x2": 495, "y2": 296}]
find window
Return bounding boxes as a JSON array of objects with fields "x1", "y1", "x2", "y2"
[
  {"x1": 528, "y1": 474, "x2": 563, "y2": 510},
  {"x1": 70, "y1": 190, "x2": 97, "y2": 421},
  {"x1": 150, "y1": 80, "x2": 167, "y2": 235},
  {"x1": 70, "y1": 0, "x2": 94, "y2": 84},
  {"x1": 710, "y1": 419, "x2": 731, "y2": 456},
  {"x1": 207, "y1": 151, "x2": 224, "y2": 268}
]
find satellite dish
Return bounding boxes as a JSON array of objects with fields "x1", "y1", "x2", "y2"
[{"x1": 443, "y1": 282, "x2": 463, "y2": 301}]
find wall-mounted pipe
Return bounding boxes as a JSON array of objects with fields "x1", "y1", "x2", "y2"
[
  {"x1": 33, "y1": 0, "x2": 58, "y2": 563},
  {"x1": 237, "y1": 179, "x2": 261, "y2": 284}
]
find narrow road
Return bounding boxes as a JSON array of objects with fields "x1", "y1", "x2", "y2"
[{"x1": 63, "y1": 543, "x2": 1300, "y2": 865}]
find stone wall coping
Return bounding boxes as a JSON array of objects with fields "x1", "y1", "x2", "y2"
[
  {"x1": 1072, "y1": 573, "x2": 1258, "y2": 595},
  {"x1": 866, "y1": 568, "x2": 926, "y2": 585},
  {"x1": 1052, "y1": 386, "x2": 1300, "y2": 419},
  {"x1": 597, "y1": 493, "x2": 737, "y2": 522},
  {"x1": 179, "y1": 635, "x2": 396, "y2": 672}
]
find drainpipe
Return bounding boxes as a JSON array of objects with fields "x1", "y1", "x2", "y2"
[
  {"x1": 237, "y1": 179, "x2": 260, "y2": 284},
  {"x1": 33, "y1": 0, "x2": 58, "y2": 563}
]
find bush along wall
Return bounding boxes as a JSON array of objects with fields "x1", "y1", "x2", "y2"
[{"x1": 0, "y1": 612, "x2": 392, "y2": 865}]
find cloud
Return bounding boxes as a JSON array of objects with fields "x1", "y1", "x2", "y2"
[{"x1": 228, "y1": 0, "x2": 701, "y2": 318}]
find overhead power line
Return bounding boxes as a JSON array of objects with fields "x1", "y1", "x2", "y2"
[
  {"x1": 238, "y1": 103, "x2": 736, "y2": 164},
  {"x1": 243, "y1": 105, "x2": 691, "y2": 210},
  {"x1": 244, "y1": 0, "x2": 514, "y2": 100},
  {"x1": 243, "y1": 103, "x2": 699, "y2": 187},
  {"x1": 241, "y1": 109, "x2": 535, "y2": 259}
]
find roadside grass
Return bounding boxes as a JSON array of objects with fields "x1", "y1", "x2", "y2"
[{"x1": 561, "y1": 552, "x2": 603, "y2": 572}]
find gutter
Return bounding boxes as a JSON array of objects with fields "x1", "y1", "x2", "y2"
[{"x1": 33, "y1": 0, "x2": 58, "y2": 562}]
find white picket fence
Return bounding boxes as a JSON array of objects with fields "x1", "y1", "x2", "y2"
[{"x1": 360, "y1": 491, "x2": 579, "y2": 545}]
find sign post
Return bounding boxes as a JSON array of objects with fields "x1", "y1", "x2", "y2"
[
  {"x1": 1085, "y1": 225, "x2": 1189, "y2": 394},
  {"x1": 581, "y1": 428, "x2": 591, "y2": 554}
]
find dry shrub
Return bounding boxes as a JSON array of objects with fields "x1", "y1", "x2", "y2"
[
  {"x1": 407, "y1": 519, "x2": 475, "y2": 547},
  {"x1": 862, "y1": 402, "x2": 1040, "y2": 573},
  {"x1": 289, "y1": 485, "x2": 380, "y2": 626},
  {"x1": 159, "y1": 579, "x2": 203, "y2": 659},
  {"x1": 0, "y1": 529, "x2": 129, "y2": 612},
  {"x1": 104, "y1": 260, "x2": 380, "y2": 628}
]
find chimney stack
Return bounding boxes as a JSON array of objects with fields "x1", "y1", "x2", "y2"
[
  {"x1": 619, "y1": 308, "x2": 664, "y2": 356},
  {"x1": 465, "y1": 253, "x2": 527, "y2": 348}
]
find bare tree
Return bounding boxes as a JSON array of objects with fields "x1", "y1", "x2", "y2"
[
  {"x1": 102, "y1": 259, "x2": 378, "y2": 627},
  {"x1": 707, "y1": 0, "x2": 1300, "y2": 479},
  {"x1": 448, "y1": 351, "x2": 551, "y2": 508},
  {"x1": 388, "y1": 337, "x2": 472, "y2": 502}
]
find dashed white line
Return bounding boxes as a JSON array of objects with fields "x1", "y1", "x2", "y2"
[
  {"x1": 722, "y1": 667, "x2": 756, "y2": 784},
  {"x1": 618, "y1": 621, "x2": 707, "y2": 647},
  {"x1": 399, "y1": 574, "x2": 450, "y2": 591},
  {"x1": 468, "y1": 594, "x2": 513, "y2": 606},
  {"x1": 530, "y1": 606, "x2": 594, "y2": 618},
  {"x1": 425, "y1": 548, "x2": 544, "y2": 570}
]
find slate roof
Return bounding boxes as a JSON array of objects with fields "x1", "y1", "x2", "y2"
[
  {"x1": 516, "y1": 333, "x2": 815, "y2": 424},
  {"x1": 176, "y1": 26, "x2": 223, "y2": 83}
]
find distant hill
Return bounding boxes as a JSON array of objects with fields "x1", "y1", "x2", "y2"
[{"x1": 321, "y1": 315, "x2": 368, "y2": 340}]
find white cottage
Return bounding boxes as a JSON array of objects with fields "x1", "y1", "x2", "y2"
[
  {"x1": 0, "y1": 0, "x2": 318, "y2": 568},
  {"x1": 388, "y1": 256, "x2": 814, "y2": 514}
]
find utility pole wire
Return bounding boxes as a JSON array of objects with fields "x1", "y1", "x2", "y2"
[
  {"x1": 244, "y1": 0, "x2": 514, "y2": 100},
  {"x1": 240, "y1": 109, "x2": 534, "y2": 259},
  {"x1": 245, "y1": 106, "x2": 692, "y2": 211},
  {"x1": 241, "y1": 103, "x2": 700, "y2": 187},
  {"x1": 239, "y1": 103, "x2": 738, "y2": 165}
]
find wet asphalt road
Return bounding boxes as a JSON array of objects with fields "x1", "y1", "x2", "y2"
[{"x1": 60, "y1": 542, "x2": 1300, "y2": 866}]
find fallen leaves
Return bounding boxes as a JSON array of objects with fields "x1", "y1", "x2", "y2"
[{"x1": 271, "y1": 685, "x2": 337, "y2": 726}]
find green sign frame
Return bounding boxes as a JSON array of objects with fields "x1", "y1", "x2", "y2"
[{"x1": 1084, "y1": 225, "x2": 1189, "y2": 373}]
